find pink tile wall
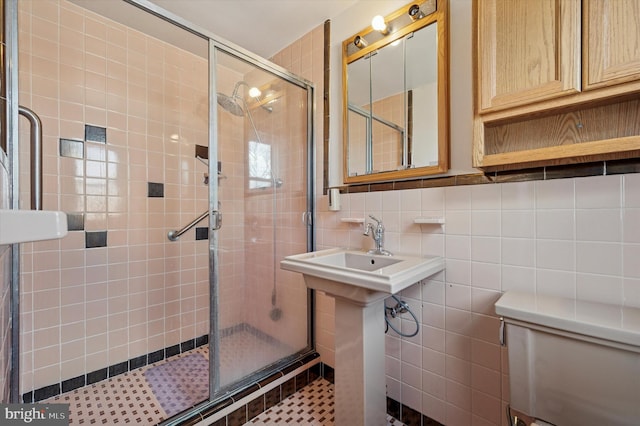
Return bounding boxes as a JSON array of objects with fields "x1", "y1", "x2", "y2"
[
  {"x1": 18, "y1": 0, "x2": 209, "y2": 393},
  {"x1": 315, "y1": 174, "x2": 640, "y2": 425}
]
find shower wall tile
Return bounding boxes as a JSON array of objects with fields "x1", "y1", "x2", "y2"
[{"x1": 18, "y1": 0, "x2": 210, "y2": 394}]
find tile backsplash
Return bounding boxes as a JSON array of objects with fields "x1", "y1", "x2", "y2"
[{"x1": 314, "y1": 172, "x2": 640, "y2": 425}]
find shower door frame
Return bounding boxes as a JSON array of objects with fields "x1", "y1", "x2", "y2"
[
  {"x1": 127, "y1": 0, "x2": 317, "y2": 416},
  {"x1": 207, "y1": 39, "x2": 316, "y2": 400}
]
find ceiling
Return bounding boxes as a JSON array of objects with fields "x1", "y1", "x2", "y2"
[{"x1": 146, "y1": 0, "x2": 358, "y2": 58}]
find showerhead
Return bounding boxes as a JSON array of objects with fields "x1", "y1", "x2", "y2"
[{"x1": 216, "y1": 92, "x2": 244, "y2": 117}]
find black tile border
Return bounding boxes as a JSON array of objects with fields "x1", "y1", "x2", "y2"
[
  {"x1": 25, "y1": 334, "x2": 209, "y2": 403},
  {"x1": 338, "y1": 158, "x2": 640, "y2": 194}
]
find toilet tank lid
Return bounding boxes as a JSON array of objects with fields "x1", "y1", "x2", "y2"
[{"x1": 495, "y1": 291, "x2": 640, "y2": 348}]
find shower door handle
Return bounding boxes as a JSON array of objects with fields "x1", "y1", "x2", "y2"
[{"x1": 211, "y1": 210, "x2": 222, "y2": 230}]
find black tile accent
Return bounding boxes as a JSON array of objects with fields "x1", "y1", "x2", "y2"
[
  {"x1": 129, "y1": 354, "x2": 147, "y2": 370},
  {"x1": 494, "y1": 167, "x2": 545, "y2": 183},
  {"x1": 59, "y1": 138, "x2": 84, "y2": 159},
  {"x1": 308, "y1": 362, "x2": 321, "y2": 382},
  {"x1": 195, "y1": 334, "x2": 209, "y2": 347},
  {"x1": 199, "y1": 398, "x2": 233, "y2": 420},
  {"x1": 423, "y1": 414, "x2": 445, "y2": 425},
  {"x1": 338, "y1": 158, "x2": 640, "y2": 196},
  {"x1": 195, "y1": 227, "x2": 209, "y2": 240},
  {"x1": 231, "y1": 384, "x2": 261, "y2": 403},
  {"x1": 258, "y1": 371, "x2": 283, "y2": 388},
  {"x1": 247, "y1": 395, "x2": 265, "y2": 419},
  {"x1": 295, "y1": 370, "x2": 309, "y2": 390},
  {"x1": 33, "y1": 383, "x2": 60, "y2": 402},
  {"x1": 281, "y1": 377, "x2": 296, "y2": 399},
  {"x1": 148, "y1": 349, "x2": 165, "y2": 364},
  {"x1": 181, "y1": 339, "x2": 195, "y2": 353},
  {"x1": 85, "y1": 124, "x2": 107, "y2": 143},
  {"x1": 22, "y1": 392, "x2": 33, "y2": 404},
  {"x1": 147, "y1": 182, "x2": 164, "y2": 198},
  {"x1": 546, "y1": 161, "x2": 604, "y2": 180},
  {"x1": 281, "y1": 360, "x2": 303, "y2": 376},
  {"x1": 422, "y1": 175, "x2": 456, "y2": 188},
  {"x1": 263, "y1": 386, "x2": 281, "y2": 409},
  {"x1": 322, "y1": 364, "x2": 335, "y2": 384},
  {"x1": 387, "y1": 397, "x2": 401, "y2": 422},
  {"x1": 227, "y1": 405, "x2": 247, "y2": 426},
  {"x1": 66, "y1": 212, "x2": 85, "y2": 231},
  {"x1": 166, "y1": 344, "x2": 180, "y2": 358},
  {"x1": 607, "y1": 158, "x2": 640, "y2": 175},
  {"x1": 402, "y1": 403, "x2": 423, "y2": 426},
  {"x1": 85, "y1": 231, "x2": 107, "y2": 248},
  {"x1": 86, "y1": 368, "x2": 107, "y2": 385},
  {"x1": 109, "y1": 361, "x2": 128, "y2": 377},
  {"x1": 210, "y1": 419, "x2": 226, "y2": 426},
  {"x1": 62, "y1": 375, "x2": 85, "y2": 393},
  {"x1": 174, "y1": 413, "x2": 204, "y2": 426}
]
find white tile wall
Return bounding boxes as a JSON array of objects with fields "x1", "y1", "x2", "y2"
[{"x1": 315, "y1": 173, "x2": 640, "y2": 425}]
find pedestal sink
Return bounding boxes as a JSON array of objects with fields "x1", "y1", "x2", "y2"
[{"x1": 281, "y1": 248, "x2": 445, "y2": 425}]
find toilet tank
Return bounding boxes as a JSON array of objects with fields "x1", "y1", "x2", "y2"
[{"x1": 495, "y1": 291, "x2": 640, "y2": 426}]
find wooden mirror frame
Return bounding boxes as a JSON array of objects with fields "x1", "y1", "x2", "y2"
[{"x1": 341, "y1": 0, "x2": 449, "y2": 184}]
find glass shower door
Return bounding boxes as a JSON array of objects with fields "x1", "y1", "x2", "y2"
[{"x1": 210, "y1": 47, "x2": 312, "y2": 394}]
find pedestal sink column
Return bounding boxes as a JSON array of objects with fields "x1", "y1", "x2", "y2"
[{"x1": 334, "y1": 295, "x2": 387, "y2": 426}]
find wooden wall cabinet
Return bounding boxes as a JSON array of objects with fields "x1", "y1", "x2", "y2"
[{"x1": 473, "y1": 0, "x2": 640, "y2": 170}]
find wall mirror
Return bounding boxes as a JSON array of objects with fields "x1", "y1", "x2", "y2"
[{"x1": 342, "y1": 0, "x2": 449, "y2": 184}]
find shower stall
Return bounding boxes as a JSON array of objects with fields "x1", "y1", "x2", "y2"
[{"x1": 7, "y1": 0, "x2": 315, "y2": 423}]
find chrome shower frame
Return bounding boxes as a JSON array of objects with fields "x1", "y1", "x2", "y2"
[{"x1": 126, "y1": 0, "x2": 316, "y2": 421}]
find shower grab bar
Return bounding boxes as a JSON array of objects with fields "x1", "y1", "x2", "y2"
[
  {"x1": 168, "y1": 210, "x2": 209, "y2": 241},
  {"x1": 19, "y1": 106, "x2": 43, "y2": 210}
]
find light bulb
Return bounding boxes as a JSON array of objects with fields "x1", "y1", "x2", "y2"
[
  {"x1": 371, "y1": 15, "x2": 387, "y2": 33},
  {"x1": 248, "y1": 87, "x2": 261, "y2": 98}
]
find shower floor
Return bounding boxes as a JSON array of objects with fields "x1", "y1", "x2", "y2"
[{"x1": 44, "y1": 327, "x2": 292, "y2": 424}]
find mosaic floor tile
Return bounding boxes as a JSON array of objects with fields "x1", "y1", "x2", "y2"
[
  {"x1": 245, "y1": 378, "x2": 406, "y2": 426},
  {"x1": 47, "y1": 368, "x2": 166, "y2": 425}
]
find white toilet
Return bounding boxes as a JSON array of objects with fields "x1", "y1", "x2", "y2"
[{"x1": 495, "y1": 291, "x2": 640, "y2": 426}]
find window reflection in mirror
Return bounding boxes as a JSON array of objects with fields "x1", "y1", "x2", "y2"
[{"x1": 342, "y1": 0, "x2": 448, "y2": 184}]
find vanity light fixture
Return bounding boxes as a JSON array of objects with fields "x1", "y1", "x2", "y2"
[
  {"x1": 353, "y1": 35, "x2": 368, "y2": 49},
  {"x1": 408, "y1": 4, "x2": 425, "y2": 21},
  {"x1": 371, "y1": 15, "x2": 389, "y2": 35}
]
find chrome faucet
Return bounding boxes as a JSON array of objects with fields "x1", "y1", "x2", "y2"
[{"x1": 363, "y1": 215, "x2": 392, "y2": 256}]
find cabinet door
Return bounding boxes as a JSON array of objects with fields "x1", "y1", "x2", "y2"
[
  {"x1": 584, "y1": 0, "x2": 640, "y2": 90},
  {"x1": 476, "y1": 0, "x2": 581, "y2": 112}
]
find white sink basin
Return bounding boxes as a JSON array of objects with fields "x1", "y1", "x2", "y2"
[{"x1": 281, "y1": 248, "x2": 444, "y2": 304}]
